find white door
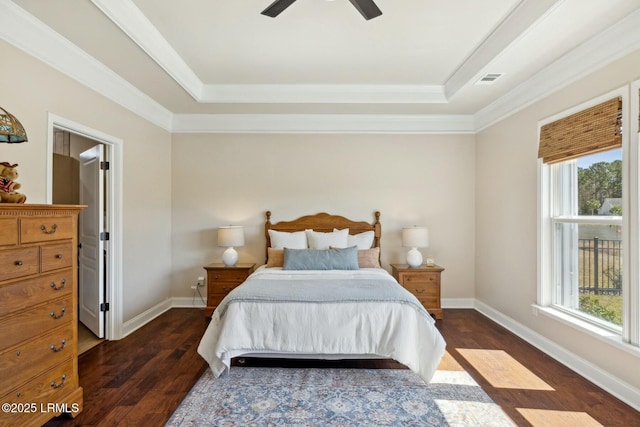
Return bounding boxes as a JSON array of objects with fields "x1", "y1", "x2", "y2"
[{"x1": 79, "y1": 145, "x2": 105, "y2": 338}]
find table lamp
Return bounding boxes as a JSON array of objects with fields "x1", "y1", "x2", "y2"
[
  {"x1": 402, "y1": 226, "x2": 429, "y2": 268},
  {"x1": 218, "y1": 226, "x2": 244, "y2": 267}
]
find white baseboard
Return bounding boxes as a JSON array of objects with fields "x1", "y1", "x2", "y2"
[
  {"x1": 474, "y1": 299, "x2": 640, "y2": 412},
  {"x1": 121, "y1": 299, "x2": 173, "y2": 338},
  {"x1": 121, "y1": 297, "x2": 206, "y2": 338},
  {"x1": 122, "y1": 297, "x2": 206, "y2": 338},
  {"x1": 442, "y1": 298, "x2": 475, "y2": 308},
  {"x1": 172, "y1": 297, "x2": 207, "y2": 309}
]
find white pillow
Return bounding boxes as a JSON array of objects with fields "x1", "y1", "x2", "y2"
[
  {"x1": 268, "y1": 229, "x2": 308, "y2": 249},
  {"x1": 334, "y1": 229, "x2": 375, "y2": 250},
  {"x1": 306, "y1": 228, "x2": 349, "y2": 249}
]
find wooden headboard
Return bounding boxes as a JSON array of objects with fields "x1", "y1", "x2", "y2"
[{"x1": 265, "y1": 211, "x2": 381, "y2": 259}]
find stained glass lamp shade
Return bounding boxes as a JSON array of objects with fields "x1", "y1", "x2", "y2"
[{"x1": 0, "y1": 107, "x2": 28, "y2": 143}]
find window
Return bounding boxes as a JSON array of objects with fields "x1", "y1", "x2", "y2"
[
  {"x1": 538, "y1": 88, "x2": 639, "y2": 347},
  {"x1": 551, "y1": 149, "x2": 623, "y2": 331}
]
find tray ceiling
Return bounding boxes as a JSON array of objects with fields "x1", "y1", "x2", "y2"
[{"x1": 5, "y1": 0, "x2": 640, "y2": 132}]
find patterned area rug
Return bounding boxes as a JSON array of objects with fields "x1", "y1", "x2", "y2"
[{"x1": 166, "y1": 367, "x2": 515, "y2": 426}]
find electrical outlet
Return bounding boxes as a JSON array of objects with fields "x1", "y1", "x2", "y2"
[{"x1": 197, "y1": 276, "x2": 205, "y2": 287}]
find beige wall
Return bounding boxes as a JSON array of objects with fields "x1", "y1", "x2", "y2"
[
  {"x1": 170, "y1": 133, "x2": 476, "y2": 300},
  {"x1": 0, "y1": 40, "x2": 173, "y2": 324},
  {"x1": 4, "y1": 24, "x2": 638, "y2": 404},
  {"x1": 475, "y1": 51, "x2": 640, "y2": 392}
]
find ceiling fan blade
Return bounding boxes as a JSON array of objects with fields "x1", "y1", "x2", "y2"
[
  {"x1": 348, "y1": 0, "x2": 382, "y2": 20},
  {"x1": 261, "y1": 0, "x2": 298, "y2": 17}
]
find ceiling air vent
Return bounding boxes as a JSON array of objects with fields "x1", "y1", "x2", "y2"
[{"x1": 476, "y1": 73, "x2": 504, "y2": 85}]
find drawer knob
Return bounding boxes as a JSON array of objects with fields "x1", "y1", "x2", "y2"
[
  {"x1": 50, "y1": 307, "x2": 66, "y2": 319},
  {"x1": 415, "y1": 288, "x2": 425, "y2": 294},
  {"x1": 14, "y1": 260, "x2": 23, "y2": 266},
  {"x1": 16, "y1": 350, "x2": 20, "y2": 357},
  {"x1": 50, "y1": 279, "x2": 67, "y2": 291},
  {"x1": 56, "y1": 254, "x2": 63, "y2": 259},
  {"x1": 50, "y1": 374, "x2": 67, "y2": 389},
  {"x1": 40, "y1": 223, "x2": 58, "y2": 234},
  {"x1": 50, "y1": 339, "x2": 67, "y2": 352}
]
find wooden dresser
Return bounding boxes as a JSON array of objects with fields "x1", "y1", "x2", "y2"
[
  {"x1": 203, "y1": 263, "x2": 255, "y2": 317},
  {"x1": 391, "y1": 263, "x2": 445, "y2": 320},
  {"x1": 0, "y1": 204, "x2": 84, "y2": 426}
]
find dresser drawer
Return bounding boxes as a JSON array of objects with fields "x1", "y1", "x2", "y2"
[
  {"x1": 0, "y1": 246, "x2": 39, "y2": 282},
  {"x1": 402, "y1": 283, "x2": 439, "y2": 298},
  {"x1": 20, "y1": 216, "x2": 75, "y2": 243},
  {"x1": 0, "y1": 218, "x2": 18, "y2": 246},
  {"x1": 0, "y1": 358, "x2": 78, "y2": 427},
  {"x1": 0, "y1": 270, "x2": 73, "y2": 317},
  {"x1": 1, "y1": 296, "x2": 73, "y2": 353},
  {"x1": 399, "y1": 272, "x2": 440, "y2": 286},
  {"x1": 208, "y1": 294, "x2": 225, "y2": 308},
  {"x1": 391, "y1": 264, "x2": 444, "y2": 320},
  {"x1": 209, "y1": 282, "x2": 242, "y2": 305},
  {"x1": 211, "y1": 281, "x2": 243, "y2": 295},
  {"x1": 416, "y1": 296, "x2": 440, "y2": 307},
  {"x1": 209, "y1": 270, "x2": 252, "y2": 282},
  {"x1": 40, "y1": 243, "x2": 73, "y2": 272},
  {"x1": 0, "y1": 324, "x2": 74, "y2": 397}
]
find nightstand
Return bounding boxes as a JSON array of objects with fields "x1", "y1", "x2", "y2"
[
  {"x1": 391, "y1": 263, "x2": 444, "y2": 320},
  {"x1": 203, "y1": 263, "x2": 256, "y2": 317}
]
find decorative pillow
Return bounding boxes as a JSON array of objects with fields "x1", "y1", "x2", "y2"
[
  {"x1": 358, "y1": 247, "x2": 381, "y2": 268},
  {"x1": 268, "y1": 229, "x2": 308, "y2": 249},
  {"x1": 283, "y1": 246, "x2": 359, "y2": 270},
  {"x1": 306, "y1": 228, "x2": 349, "y2": 249},
  {"x1": 335, "y1": 229, "x2": 375, "y2": 250},
  {"x1": 265, "y1": 248, "x2": 284, "y2": 268}
]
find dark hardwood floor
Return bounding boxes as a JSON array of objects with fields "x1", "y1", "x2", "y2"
[{"x1": 45, "y1": 308, "x2": 639, "y2": 426}]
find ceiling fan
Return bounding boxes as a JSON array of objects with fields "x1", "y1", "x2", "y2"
[{"x1": 261, "y1": 0, "x2": 382, "y2": 20}]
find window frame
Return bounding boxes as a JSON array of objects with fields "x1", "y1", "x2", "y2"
[{"x1": 537, "y1": 85, "x2": 638, "y2": 348}]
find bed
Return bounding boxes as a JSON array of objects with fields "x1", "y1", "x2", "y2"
[{"x1": 197, "y1": 211, "x2": 446, "y2": 383}]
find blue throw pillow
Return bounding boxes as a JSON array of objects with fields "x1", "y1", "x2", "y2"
[{"x1": 283, "y1": 246, "x2": 359, "y2": 270}]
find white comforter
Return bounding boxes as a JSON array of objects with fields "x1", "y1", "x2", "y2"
[{"x1": 197, "y1": 267, "x2": 446, "y2": 383}]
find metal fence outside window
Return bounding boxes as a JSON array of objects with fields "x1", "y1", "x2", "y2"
[{"x1": 578, "y1": 238, "x2": 622, "y2": 295}]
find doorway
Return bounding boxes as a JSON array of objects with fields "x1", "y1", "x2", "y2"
[
  {"x1": 47, "y1": 113, "x2": 124, "y2": 344},
  {"x1": 52, "y1": 130, "x2": 106, "y2": 351}
]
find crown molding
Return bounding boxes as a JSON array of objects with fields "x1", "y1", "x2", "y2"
[
  {"x1": 2, "y1": 0, "x2": 639, "y2": 135},
  {"x1": 90, "y1": 0, "x2": 203, "y2": 100},
  {"x1": 0, "y1": 0, "x2": 173, "y2": 131},
  {"x1": 91, "y1": 0, "x2": 448, "y2": 105},
  {"x1": 444, "y1": 0, "x2": 560, "y2": 100},
  {"x1": 172, "y1": 113, "x2": 475, "y2": 134},
  {"x1": 474, "y1": 8, "x2": 640, "y2": 132},
  {"x1": 200, "y1": 84, "x2": 447, "y2": 104}
]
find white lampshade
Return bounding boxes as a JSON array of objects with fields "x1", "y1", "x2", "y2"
[
  {"x1": 402, "y1": 227, "x2": 429, "y2": 268},
  {"x1": 218, "y1": 226, "x2": 245, "y2": 247},
  {"x1": 402, "y1": 227, "x2": 429, "y2": 248},
  {"x1": 218, "y1": 226, "x2": 244, "y2": 267}
]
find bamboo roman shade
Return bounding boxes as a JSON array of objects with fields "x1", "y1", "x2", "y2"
[{"x1": 538, "y1": 97, "x2": 622, "y2": 164}]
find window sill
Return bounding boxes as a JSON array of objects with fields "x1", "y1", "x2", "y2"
[{"x1": 531, "y1": 304, "x2": 640, "y2": 357}]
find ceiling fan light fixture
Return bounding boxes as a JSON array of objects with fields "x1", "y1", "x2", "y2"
[
  {"x1": 347, "y1": 0, "x2": 382, "y2": 20},
  {"x1": 261, "y1": 0, "x2": 382, "y2": 20}
]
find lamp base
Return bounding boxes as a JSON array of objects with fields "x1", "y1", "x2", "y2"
[
  {"x1": 222, "y1": 247, "x2": 238, "y2": 267},
  {"x1": 406, "y1": 248, "x2": 423, "y2": 268}
]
